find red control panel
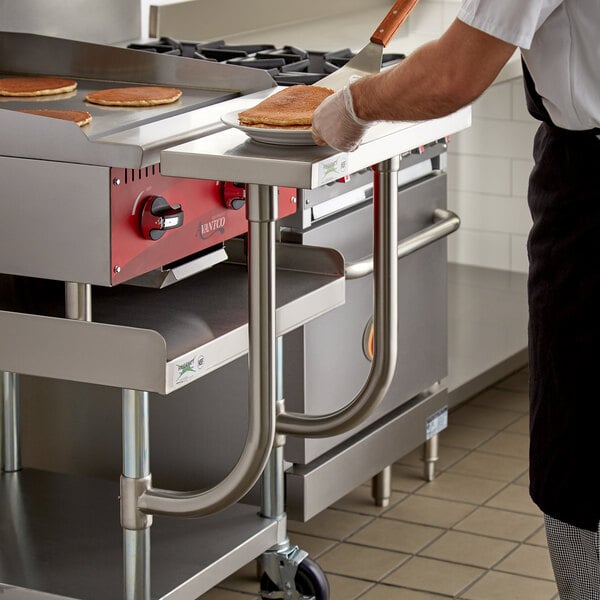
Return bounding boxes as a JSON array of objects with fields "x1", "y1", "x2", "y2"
[{"x1": 110, "y1": 165, "x2": 297, "y2": 285}]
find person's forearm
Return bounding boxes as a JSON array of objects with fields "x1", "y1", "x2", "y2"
[
  {"x1": 351, "y1": 42, "x2": 471, "y2": 121},
  {"x1": 351, "y1": 19, "x2": 516, "y2": 123}
]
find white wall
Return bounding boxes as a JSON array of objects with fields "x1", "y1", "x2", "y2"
[{"x1": 447, "y1": 80, "x2": 537, "y2": 274}]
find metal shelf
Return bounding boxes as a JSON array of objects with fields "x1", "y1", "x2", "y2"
[
  {"x1": 0, "y1": 469, "x2": 278, "y2": 599},
  {"x1": 0, "y1": 242, "x2": 344, "y2": 394}
]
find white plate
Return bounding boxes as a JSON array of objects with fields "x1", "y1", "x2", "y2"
[{"x1": 221, "y1": 111, "x2": 316, "y2": 146}]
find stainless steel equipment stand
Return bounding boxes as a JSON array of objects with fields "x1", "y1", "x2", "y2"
[
  {"x1": 157, "y1": 109, "x2": 471, "y2": 597},
  {"x1": 257, "y1": 156, "x2": 400, "y2": 599}
]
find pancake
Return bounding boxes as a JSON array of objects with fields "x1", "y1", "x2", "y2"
[
  {"x1": 238, "y1": 85, "x2": 334, "y2": 129},
  {"x1": 0, "y1": 77, "x2": 77, "y2": 97},
  {"x1": 85, "y1": 86, "x2": 182, "y2": 107},
  {"x1": 18, "y1": 109, "x2": 92, "y2": 127}
]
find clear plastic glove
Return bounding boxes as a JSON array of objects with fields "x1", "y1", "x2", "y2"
[{"x1": 312, "y1": 80, "x2": 372, "y2": 152}]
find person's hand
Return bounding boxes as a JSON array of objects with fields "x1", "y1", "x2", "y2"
[{"x1": 312, "y1": 80, "x2": 372, "y2": 152}]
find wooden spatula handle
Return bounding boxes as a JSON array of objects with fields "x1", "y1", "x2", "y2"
[{"x1": 370, "y1": 0, "x2": 420, "y2": 47}]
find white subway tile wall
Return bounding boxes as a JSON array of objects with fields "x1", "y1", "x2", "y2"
[{"x1": 448, "y1": 79, "x2": 536, "y2": 274}]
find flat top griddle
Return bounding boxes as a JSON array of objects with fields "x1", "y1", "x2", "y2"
[
  {"x1": 0, "y1": 31, "x2": 275, "y2": 167},
  {"x1": 0, "y1": 78, "x2": 236, "y2": 140}
]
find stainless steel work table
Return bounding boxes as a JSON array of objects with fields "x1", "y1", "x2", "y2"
[{"x1": 160, "y1": 106, "x2": 471, "y2": 189}]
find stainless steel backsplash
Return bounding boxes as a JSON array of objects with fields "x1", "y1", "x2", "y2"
[{"x1": 0, "y1": 0, "x2": 140, "y2": 44}]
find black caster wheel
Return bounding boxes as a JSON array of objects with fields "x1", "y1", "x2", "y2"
[{"x1": 260, "y1": 555, "x2": 330, "y2": 600}]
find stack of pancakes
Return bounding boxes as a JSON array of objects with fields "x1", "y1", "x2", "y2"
[{"x1": 238, "y1": 85, "x2": 334, "y2": 130}]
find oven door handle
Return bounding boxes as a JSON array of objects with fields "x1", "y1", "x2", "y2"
[{"x1": 345, "y1": 208, "x2": 460, "y2": 280}]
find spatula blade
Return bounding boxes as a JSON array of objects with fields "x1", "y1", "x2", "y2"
[{"x1": 317, "y1": 41, "x2": 384, "y2": 91}]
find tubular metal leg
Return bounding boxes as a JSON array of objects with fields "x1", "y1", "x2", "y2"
[
  {"x1": 63, "y1": 282, "x2": 152, "y2": 598},
  {"x1": 423, "y1": 434, "x2": 439, "y2": 482},
  {"x1": 122, "y1": 389, "x2": 151, "y2": 600},
  {"x1": 261, "y1": 337, "x2": 286, "y2": 523},
  {"x1": 371, "y1": 465, "x2": 391, "y2": 507},
  {"x1": 2, "y1": 371, "x2": 21, "y2": 472},
  {"x1": 65, "y1": 282, "x2": 92, "y2": 321},
  {"x1": 260, "y1": 337, "x2": 312, "y2": 598}
]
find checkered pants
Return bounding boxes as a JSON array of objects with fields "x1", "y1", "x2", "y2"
[{"x1": 545, "y1": 514, "x2": 600, "y2": 599}]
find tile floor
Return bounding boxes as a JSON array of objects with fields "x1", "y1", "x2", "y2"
[{"x1": 200, "y1": 366, "x2": 560, "y2": 599}]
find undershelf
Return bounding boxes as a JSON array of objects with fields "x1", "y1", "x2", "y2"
[{"x1": 0, "y1": 469, "x2": 279, "y2": 599}]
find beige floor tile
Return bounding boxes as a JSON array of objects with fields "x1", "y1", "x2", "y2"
[
  {"x1": 495, "y1": 544, "x2": 555, "y2": 580},
  {"x1": 469, "y1": 387, "x2": 529, "y2": 414},
  {"x1": 514, "y1": 471, "x2": 530, "y2": 486},
  {"x1": 450, "y1": 404, "x2": 522, "y2": 431},
  {"x1": 446, "y1": 450, "x2": 528, "y2": 483},
  {"x1": 326, "y1": 574, "x2": 372, "y2": 599},
  {"x1": 348, "y1": 518, "x2": 443, "y2": 554},
  {"x1": 384, "y1": 556, "x2": 484, "y2": 596},
  {"x1": 460, "y1": 570, "x2": 557, "y2": 600},
  {"x1": 526, "y1": 525, "x2": 548, "y2": 547},
  {"x1": 505, "y1": 414, "x2": 529, "y2": 435},
  {"x1": 454, "y1": 506, "x2": 543, "y2": 542},
  {"x1": 417, "y1": 472, "x2": 506, "y2": 505},
  {"x1": 420, "y1": 530, "x2": 517, "y2": 568},
  {"x1": 391, "y1": 464, "x2": 429, "y2": 493},
  {"x1": 287, "y1": 508, "x2": 373, "y2": 540},
  {"x1": 397, "y1": 444, "x2": 469, "y2": 473},
  {"x1": 385, "y1": 495, "x2": 477, "y2": 529},
  {"x1": 359, "y1": 584, "x2": 447, "y2": 599},
  {"x1": 332, "y1": 485, "x2": 406, "y2": 517},
  {"x1": 201, "y1": 589, "x2": 257, "y2": 599},
  {"x1": 494, "y1": 368, "x2": 530, "y2": 393},
  {"x1": 484, "y1": 483, "x2": 542, "y2": 516},
  {"x1": 439, "y1": 424, "x2": 496, "y2": 450},
  {"x1": 477, "y1": 431, "x2": 529, "y2": 460},
  {"x1": 318, "y1": 542, "x2": 408, "y2": 581},
  {"x1": 288, "y1": 532, "x2": 337, "y2": 558}
]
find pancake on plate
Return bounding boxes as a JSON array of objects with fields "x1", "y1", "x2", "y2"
[
  {"x1": 18, "y1": 109, "x2": 92, "y2": 126},
  {"x1": 0, "y1": 77, "x2": 77, "y2": 97},
  {"x1": 238, "y1": 85, "x2": 334, "y2": 130},
  {"x1": 85, "y1": 86, "x2": 182, "y2": 107}
]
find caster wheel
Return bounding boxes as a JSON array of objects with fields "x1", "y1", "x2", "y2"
[{"x1": 260, "y1": 555, "x2": 330, "y2": 600}]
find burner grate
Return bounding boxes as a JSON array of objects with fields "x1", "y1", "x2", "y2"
[{"x1": 127, "y1": 38, "x2": 405, "y2": 85}]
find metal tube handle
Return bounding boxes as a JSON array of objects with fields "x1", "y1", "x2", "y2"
[
  {"x1": 345, "y1": 208, "x2": 460, "y2": 280},
  {"x1": 277, "y1": 157, "x2": 401, "y2": 438},
  {"x1": 136, "y1": 184, "x2": 278, "y2": 518}
]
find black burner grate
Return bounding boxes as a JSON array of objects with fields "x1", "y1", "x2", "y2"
[{"x1": 127, "y1": 38, "x2": 405, "y2": 85}]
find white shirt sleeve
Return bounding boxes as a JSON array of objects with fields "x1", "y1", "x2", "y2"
[{"x1": 457, "y1": 0, "x2": 563, "y2": 49}]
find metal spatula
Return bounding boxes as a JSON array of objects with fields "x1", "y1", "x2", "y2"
[{"x1": 317, "y1": 0, "x2": 420, "y2": 91}]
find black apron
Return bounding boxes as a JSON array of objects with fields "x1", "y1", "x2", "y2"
[{"x1": 523, "y1": 60, "x2": 600, "y2": 531}]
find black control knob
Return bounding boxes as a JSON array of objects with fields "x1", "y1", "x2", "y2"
[
  {"x1": 222, "y1": 181, "x2": 246, "y2": 210},
  {"x1": 140, "y1": 195, "x2": 184, "y2": 240}
]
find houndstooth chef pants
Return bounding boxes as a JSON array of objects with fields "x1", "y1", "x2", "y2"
[{"x1": 545, "y1": 515, "x2": 600, "y2": 599}]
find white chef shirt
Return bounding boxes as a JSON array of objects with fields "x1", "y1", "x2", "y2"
[{"x1": 457, "y1": 0, "x2": 600, "y2": 131}]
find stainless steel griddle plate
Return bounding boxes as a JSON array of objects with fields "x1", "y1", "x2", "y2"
[{"x1": 0, "y1": 31, "x2": 276, "y2": 167}]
